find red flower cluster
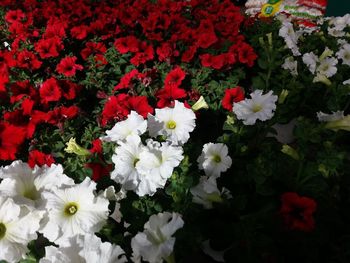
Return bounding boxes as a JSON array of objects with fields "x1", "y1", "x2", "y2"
[
  {"x1": 101, "y1": 94, "x2": 153, "y2": 126},
  {"x1": 28, "y1": 150, "x2": 55, "y2": 168},
  {"x1": 0, "y1": 0, "x2": 258, "y2": 162},
  {"x1": 280, "y1": 192, "x2": 317, "y2": 232},
  {"x1": 156, "y1": 67, "x2": 187, "y2": 108}
]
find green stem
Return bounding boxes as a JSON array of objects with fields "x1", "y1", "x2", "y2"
[{"x1": 296, "y1": 161, "x2": 304, "y2": 187}]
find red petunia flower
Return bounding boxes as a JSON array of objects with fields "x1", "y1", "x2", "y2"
[
  {"x1": 280, "y1": 192, "x2": 317, "y2": 232},
  {"x1": 5, "y1": 9, "x2": 26, "y2": 24},
  {"x1": 0, "y1": 122, "x2": 26, "y2": 160},
  {"x1": 181, "y1": 45, "x2": 198, "y2": 63},
  {"x1": 114, "y1": 69, "x2": 140, "y2": 91},
  {"x1": 234, "y1": 42, "x2": 258, "y2": 67},
  {"x1": 130, "y1": 43, "x2": 154, "y2": 66},
  {"x1": 57, "y1": 79, "x2": 81, "y2": 100},
  {"x1": 10, "y1": 80, "x2": 38, "y2": 103},
  {"x1": 80, "y1": 42, "x2": 107, "y2": 65},
  {"x1": 222, "y1": 87, "x2": 245, "y2": 111},
  {"x1": 89, "y1": 138, "x2": 103, "y2": 155},
  {"x1": 156, "y1": 85, "x2": 187, "y2": 108},
  {"x1": 127, "y1": 96, "x2": 154, "y2": 118},
  {"x1": 164, "y1": 67, "x2": 186, "y2": 88},
  {"x1": 85, "y1": 162, "x2": 112, "y2": 182},
  {"x1": 34, "y1": 37, "x2": 63, "y2": 59},
  {"x1": 43, "y1": 21, "x2": 67, "y2": 39},
  {"x1": 156, "y1": 42, "x2": 178, "y2": 62},
  {"x1": 28, "y1": 150, "x2": 55, "y2": 168},
  {"x1": 0, "y1": 62, "x2": 9, "y2": 92},
  {"x1": 101, "y1": 94, "x2": 130, "y2": 126},
  {"x1": 46, "y1": 105, "x2": 79, "y2": 128},
  {"x1": 70, "y1": 25, "x2": 90, "y2": 40},
  {"x1": 39, "y1": 77, "x2": 61, "y2": 104},
  {"x1": 56, "y1": 56, "x2": 83, "y2": 77},
  {"x1": 16, "y1": 50, "x2": 42, "y2": 70},
  {"x1": 114, "y1": 36, "x2": 140, "y2": 54},
  {"x1": 196, "y1": 31, "x2": 218, "y2": 49}
]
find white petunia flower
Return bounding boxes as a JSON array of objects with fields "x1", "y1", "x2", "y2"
[
  {"x1": 0, "y1": 197, "x2": 43, "y2": 263},
  {"x1": 233, "y1": 90, "x2": 278, "y2": 125},
  {"x1": 39, "y1": 177, "x2": 109, "y2": 246},
  {"x1": 102, "y1": 111, "x2": 147, "y2": 142},
  {"x1": 79, "y1": 234, "x2": 127, "y2": 263},
  {"x1": 40, "y1": 242, "x2": 84, "y2": 263},
  {"x1": 336, "y1": 43, "x2": 350, "y2": 66},
  {"x1": 327, "y1": 14, "x2": 350, "y2": 37},
  {"x1": 40, "y1": 234, "x2": 127, "y2": 263},
  {"x1": 131, "y1": 212, "x2": 184, "y2": 263},
  {"x1": 136, "y1": 140, "x2": 184, "y2": 196},
  {"x1": 302, "y1": 52, "x2": 318, "y2": 74},
  {"x1": 39, "y1": 234, "x2": 127, "y2": 263},
  {"x1": 317, "y1": 111, "x2": 344, "y2": 122},
  {"x1": 279, "y1": 21, "x2": 301, "y2": 56},
  {"x1": 282, "y1": 56, "x2": 298, "y2": 76},
  {"x1": 0, "y1": 161, "x2": 74, "y2": 208},
  {"x1": 190, "y1": 176, "x2": 223, "y2": 209},
  {"x1": 148, "y1": 100, "x2": 196, "y2": 145},
  {"x1": 197, "y1": 143, "x2": 232, "y2": 178},
  {"x1": 303, "y1": 49, "x2": 338, "y2": 84},
  {"x1": 316, "y1": 57, "x2": 338, "y2": 78},
  {"x1": 110, "y1": 135, "x2": 145, "y2": 191}
]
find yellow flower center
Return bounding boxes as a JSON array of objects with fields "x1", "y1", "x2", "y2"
[
  {"x1": 252, "y1": 104, "x2": 262, "y2": 113},
  {"x1": 133, "y1": 158, "x2": 140, "y2": 167},
  {"x1": 166, "y1": 120, "x2": 177, "y2": 129},
  {"x1": 23, "y1": 187, "x2": 40, "y2": 200},
  {"x1": 344, "y1": 52, "x2": 350, "y2": 60},
  {"x1": 64, "y1": 202, "x2": 79, "y2": 216},
  {"x1": 0, "y1": 223, "x2": 6, "y2": 240},
  {"x1": 213, "y1": 154, "x2": 221, "y2": 163}
]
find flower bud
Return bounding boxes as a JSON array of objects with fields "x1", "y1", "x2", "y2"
[
  {"x1": 65, "y1": 138, "x2": 90, "y2": 156},
  {"x1": 192, "y1": 96, "x2": 209, "y2": 111},
  {"x1": 281, "y1": 144, "x2": 299, "y2": 160},
  {"x1": 324, "y1": 115, "x2": 350, "y2": 131}
]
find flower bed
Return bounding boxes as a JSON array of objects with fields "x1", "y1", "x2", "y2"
[{"x1": 0, "y1": 0, "x2": 350, "y2": 262}]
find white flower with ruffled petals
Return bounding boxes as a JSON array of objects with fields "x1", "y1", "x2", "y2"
[
  {"x1": 40, "y1": 234, "x2": 126, "y2": 263},
  {"x1": 233, "y1": 90, "x2": 278, "y2": 125},
  {"x1": 190, "y1": 176, "x2": 223, "y2": 209},
  {"x1": 317, "y1": 57, "x2": 338, "y2": 78},
  {"x1": 148, "y1": 101, "x2": 196, "y2": 145},
  {"x1": 302, "y1": 52, "x2": 318, "y2": 74},
  {"x1": 110, "y1": 135, "x2": 145, "y2": 191},
  {"x1": 0, "y1": 161, "x2": 74, "y2": 208},
  {"x1": 131, "y1": 212, "x2": 184, "y2": 263},
  {"x1": 135, "y1": 140, "x2": 183, "y2": 196},
  {"x1": 40, "y1": 243, "x2": 83, "y2": 263},
  {"x1": 39, "y1": 177, "x2": 109, "y2": 246},
  {"x1": 282, "y1": 56, "x2": 298, "y2": 76},
  {"x1": 279, "y1": 21, "x2": 301, "y2": 56},
  {"x1": 197, "y1": 143, "x2": 232, "y2": 178},
  {"x1": 336, "y1": 43, "x2": 350, "y2": 66},
  {"x1": 79, "y1": 234, "x2": 127, "y2": 263},
  {"x1": 102, "y1": 111, "x2": 147, "y2": 142},
  {"x1": 0, "y1": 197, "x2": 43, "y2": 263}
]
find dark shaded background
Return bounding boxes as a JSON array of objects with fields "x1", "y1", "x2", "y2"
[{"x1": 326, "y1": 0, "x2": 350, "y2": 16}]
